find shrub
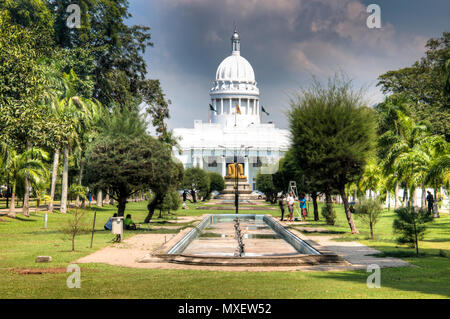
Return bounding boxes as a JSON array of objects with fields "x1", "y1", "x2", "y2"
[
  {"x1": 393, "y1": 207, "x2": 433, "y2": 256},
  {"x1": 354, "y1": 198, "x2": 383, "y2": 239},
  {"x1": 321, "y1": 203, "x2": 336, "y2": 225}
]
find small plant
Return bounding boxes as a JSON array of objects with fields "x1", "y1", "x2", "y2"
[
  {"x1": 354, "y1": 198, "x2": 383, "y2": 240},
  {"x1": 321, "y1": 203, "x2": 336, "y2": 225},
  {"x1": 61, "y1": 209, "x2": 90, "y2": 251},
  {"x1": 393, "y1": 207, "x2": 433, "y2": 256}
]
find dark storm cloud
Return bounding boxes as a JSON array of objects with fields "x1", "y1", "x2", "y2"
[{"x1": 128, "y1": 0, "x2": 449, "y2": 130}]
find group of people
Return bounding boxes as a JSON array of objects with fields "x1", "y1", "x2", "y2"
[
  {"x1": 278, "y1": 191, "x2": 307, "y2": 222},
  {"x1": 104, "y1": 214, "x2": 137, "y2": 231}
]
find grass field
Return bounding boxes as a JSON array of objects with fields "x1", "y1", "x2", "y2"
[{"x1": 0, "y1": 200, "x2": 449, "y2": 299}]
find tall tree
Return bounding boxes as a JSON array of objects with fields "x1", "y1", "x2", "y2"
[
  {"x1": 288, "y1": 74, "x2": 376, "y2": 234},
  {"x1": 377, "y1": 32, "x2": 450, "y2": 141}
]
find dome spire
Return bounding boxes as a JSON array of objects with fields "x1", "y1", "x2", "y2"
[{"x1": 231, "y1": 26, "x2": 240, "y2": 55}]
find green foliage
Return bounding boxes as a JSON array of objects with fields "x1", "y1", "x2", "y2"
[
  {"x1": 255, "y1": 173, "x2": 278, "y2": 203},
  {"x1": 182, "y1": 168, "x2": 210, "y2": 202},
  {"x1": 321, "y1": 203, "x2": 336, "y2": 226},
  {"x1": 85, "y1": 106, "x2": 183, "y2": 219},
  {"x1": 156, "y1": 189, "x2": 182, "y2": 216},
  {"x1": 205, "y1": 172, "x2": 225, "y2": 199},
  {"x1": 377, "y1": 32, "x2": 450, "y2": 140},
  {"x1": 0, "y1": 10, "x2": 51, "y2": 149},
  {"x1": 289, "y1": 74, "x2": 376, "y2": 233},
  {"x1": 354, "y1": 198, "x2": 383, "y2": 239},
  {"x1": 393, "y1": 207, "x2": 434, "y2": 255}
]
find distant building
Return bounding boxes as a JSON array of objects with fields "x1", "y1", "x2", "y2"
[{"x1": 173, "y1": 29, "x2": 290, "y2": 190}]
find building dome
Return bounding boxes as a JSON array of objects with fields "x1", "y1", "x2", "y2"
[{"x1": 215, "y1": 55, "x2": 255, "y2": 83}]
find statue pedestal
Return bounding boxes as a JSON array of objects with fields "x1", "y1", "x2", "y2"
[{"x1": 217, "y1": 177, "x2": 258, "y2": 199}]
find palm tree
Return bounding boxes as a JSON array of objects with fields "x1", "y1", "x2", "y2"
[
  {"x1": 358, "y1": 159, "x2": 382, "y2": 199},
  {"x1": 0, "y1": 147, "x2": 48, "y2": 218},
  {"x1": 379, "y1": 111, "x2": 430, "y2": 206},
  {"x1": 46, "y1": 69, "x2": 101, "y2": 213}
]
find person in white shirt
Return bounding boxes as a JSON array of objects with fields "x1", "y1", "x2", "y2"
[{"x1": 286, "y1": 191, "x2": 296, "y2": 222}]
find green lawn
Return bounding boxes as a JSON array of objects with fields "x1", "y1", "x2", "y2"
[{"x1": 0, "y1": 200, "x2": 449, "y2": 299}]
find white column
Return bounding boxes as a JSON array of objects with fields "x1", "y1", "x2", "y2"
[
  {"x1": 221, "y1": 99, "x2": 224, "y2": 114},
  {"x1": 238, "y1": 98, "x2": 241, "y2": 110},
  {"x1": 244, "y1": 156, "x2": 249, "y2": 178},
  {"x1": 222, "y1": 157, "x2": 226, "y2": 177},
  {"x1": 246, "y1": 99, "x2": 249, "y2": 114},
  {"x1": 193, "y1": 156, "x2": 197, "y2": 168},
  {"x1": 229, "y1": 98, "x2": 232, "y2": 114},
  {"x1": 199, "y1": 156, "x2": 203, "y2": 169}
]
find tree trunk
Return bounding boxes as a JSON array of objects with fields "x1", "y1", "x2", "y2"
[
  {"x1": 311, "y1": 192, "x2": 319, "y2": 221},
  {"x1": 97, "y1": 190, "x2": 103, "y2": 207},
  {"x1": 8, "y1": 185, "x2": 16, "y2": 218},
  {"x1": 48, "y1": 149, "x2": 59, "y2": 213},
  {"x1": 421, "y1": 185, "x2": 426, "y2": 209},
  {"x1": 145, "y1": 193, "x2": 163, "y2": 223},
  {"x1": 394, "y1": 183, "x2": 399, "y2": 209},
  {"x1": 370, "y1": 221, "x2": 374, "y2": 240},
  {"x1": 75, "y1": 160, "x2": 84, "y2": 206},
  {"x1": 339, "y1": 187, "x2": 359, "y2": 234},
  {"x1": 105, "y1": 188, "x2": 110, "y2": 205},
  {"x1": 60, "y1": 146, "x2": 69, "y2": 213},
  {"x1": 190, "y1": 190, "x2": 196, "y2": 203},
  {"x1": 23, "y1": 141, "x2": 32, "y2": 217},
  {"x1": 353, "y1": 190, "x2": 357, "y2": 202},
  {"x1": 117, "y1": 195, "x2": 127, "y2": 217}
]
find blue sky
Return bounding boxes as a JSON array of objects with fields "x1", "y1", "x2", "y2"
[{"x1": 127, "y1": 0, "x2": 450, "y2": 130}]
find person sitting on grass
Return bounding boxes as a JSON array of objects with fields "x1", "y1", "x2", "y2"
[
  {"x1": 124, "y1": 214, "x2": 137, "y2": 230},
  {"x1": 104, "y1": 213, "x2": 117, "y2": 231}
]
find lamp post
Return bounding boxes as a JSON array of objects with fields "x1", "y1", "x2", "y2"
[{"x1": 219, "y1": 144, "x2": 253, "y2": 215}]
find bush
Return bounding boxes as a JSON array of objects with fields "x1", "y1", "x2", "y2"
[
  {"x1": 393, "y1": 207, "x2": 433, "y2": 256},
  {"x1": 321, "y1": 203, "x2": 336, "y2": 225},
  {"x1": 354, "y1": 198, "x2": 383, "y2": 240}
]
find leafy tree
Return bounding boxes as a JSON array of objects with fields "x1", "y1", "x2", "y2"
[
  {"x1": 182, "y1": 168, "x2": 210, "y2": 203},
  {"x1": 156, "y1": 188, "x2": 181, "y2": 218},
  {"x1": 69, "y1": 184, "x2": 88, "y2": 214},
  {"x1": 377, "y1": 32, "x2": 450, "y2": 140},
  {"x1": 288, "y1": 74, "x2": 377, "y2": 234},
  {"x1": 205, "y1": 172, "x2": 225, "y2": 200},
  {"x1": 354, "y1": 198, "x2": 383, "y2": 240},
  {"x1": 393, "y1": 207, "x2": 433, "y2": 256},
  {"x1": 321, "y1": 203, "x2": 336, "y2": 226},
  {"x1": 256, "y1": 173, "x2": 278, "y2": 203}
]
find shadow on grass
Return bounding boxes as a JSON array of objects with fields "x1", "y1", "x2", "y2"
[{"x1": 14, "y1": 216, "x2": 38, "y2": 222}]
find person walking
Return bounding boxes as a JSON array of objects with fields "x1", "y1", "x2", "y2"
[
  {"x1": 286, "y1": 191, "x2": 295, "y2": 222},
  {"x1": 278, "y1": 195, "x2": 285, "y2": 221},
  {"x1": 426, "y1": 191, "x2": 434, "y2": 215},
  {"x1": 299, "y1": 194, "x2": 307, "y2": 222}
]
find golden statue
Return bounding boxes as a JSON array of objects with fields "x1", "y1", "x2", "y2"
[{"x1": 226, "y1": 163, "x2": 246, "y2": 179}]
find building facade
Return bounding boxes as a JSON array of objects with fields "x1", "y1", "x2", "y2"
[{"x1": 172, "y1": 29, "x2": 291, "y2": 190}]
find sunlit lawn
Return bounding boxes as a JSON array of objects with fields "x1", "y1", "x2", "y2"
[{"x1": 0, "y1": 200, "x2": 448, "y2": 299}]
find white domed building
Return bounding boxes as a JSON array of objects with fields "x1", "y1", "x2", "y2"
[{"x1": 172, "y1": 29, "x2": 290, "y2": 190}]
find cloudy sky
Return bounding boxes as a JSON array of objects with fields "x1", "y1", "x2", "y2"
[{"x1": 127, "y1": 0, "x2": 450, "y2": 130}]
